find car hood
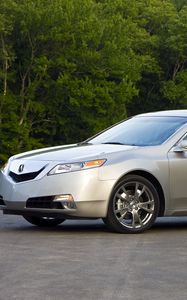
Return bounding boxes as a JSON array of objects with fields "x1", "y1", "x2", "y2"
[{"x1": 12, "y1": 143, "x2": 137, "y2": 162}]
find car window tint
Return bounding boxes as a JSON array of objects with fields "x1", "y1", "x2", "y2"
[
  {"x1": 182, "y1": 134, "x2": 187, "y2": 141},
  {"x1": 90, "y1": 117, "x2": 187, "y2": 146}
]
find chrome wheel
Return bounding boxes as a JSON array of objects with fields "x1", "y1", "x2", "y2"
[
  {"x1": 105, "y1": 175, "x2": 159, "y2": 233},
  {"x1": 114, "y1": 181, "x2": 154, "y2": 229}
]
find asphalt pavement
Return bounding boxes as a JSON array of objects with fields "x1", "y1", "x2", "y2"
[{"x1": 0, "y1": 214, "x2": 187, "y2": 300}]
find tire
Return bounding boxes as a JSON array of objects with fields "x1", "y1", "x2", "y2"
[
  {"x1": 104, "y1": 175, "x2": 160, "y2": 233},
  {"x1": 23, "y1": 216, "x2": 66, "y2": 227}
]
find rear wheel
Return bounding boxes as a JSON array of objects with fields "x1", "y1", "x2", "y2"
[
  {"x1": 104, "y1": 175, "x2": 160, "y2": 233},
  {"x1": 23, "y1": 216, "x2": 66, "y2": 227}
]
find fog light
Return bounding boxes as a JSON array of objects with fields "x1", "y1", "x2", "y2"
[
  {"x1": 53, "y1": 194, "x2": 76, "y2": 209},
  {"x1": 53, "y1": 194, "x2": 74, "y2": 202}
]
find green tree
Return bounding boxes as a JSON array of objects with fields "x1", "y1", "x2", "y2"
[
  {"x1": 0, "y1": 0, "x2": 187, "y2": 164},
  {"x1": 0, "y1": 0, "x2": 19, "y2": 162},
  {"x1": 127, "y1": 0, "x2": 187, "y2": 115}
]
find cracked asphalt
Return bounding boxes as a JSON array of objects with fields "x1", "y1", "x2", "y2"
[{"x1": 0, "y1": 214, "x2": 187, "y2": 300}]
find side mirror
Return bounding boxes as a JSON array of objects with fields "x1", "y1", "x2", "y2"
[{"x1": 173, "y1": 140, "x2": 187, "y2": 152}]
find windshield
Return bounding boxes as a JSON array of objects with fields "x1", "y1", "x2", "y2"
[{"x1": 89, "y1": 116, "x2": 187, "y2": 146}]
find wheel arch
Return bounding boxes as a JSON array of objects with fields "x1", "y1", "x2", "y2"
[{"x1": 111, "y1": 170, "x2": 165, "y2": 217}]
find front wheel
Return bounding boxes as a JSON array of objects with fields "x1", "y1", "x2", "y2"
[
  {"x1": 104, "y1": 175, "x2": 160, "y2": 233},
  {"x1": 23, "y1": 216, "x2": 66, "y2": 227}
]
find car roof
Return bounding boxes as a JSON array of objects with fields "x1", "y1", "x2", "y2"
[{"x1": 136, "y1": 110, "x2": 187, "y2": 118}]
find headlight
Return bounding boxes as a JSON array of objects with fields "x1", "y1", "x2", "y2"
[{"x1": 48, "y1": 159, "x2": 106, "y2": 175}]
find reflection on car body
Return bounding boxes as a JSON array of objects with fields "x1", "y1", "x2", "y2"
[{"x1": 1, "y1": 110, "x2": 187, "y2": 233}]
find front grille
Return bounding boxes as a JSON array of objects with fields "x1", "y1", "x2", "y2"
[
  {"x1": 0, "y1": 200, "x2": 5, "y2": 206},
  {"x1": 9, "y1": 166, "x2": 45, "y2": 183},
  {"x1": 26, "y1": 196, "x2": 63, "y2": 209},
  {"x1": 0, "y1": 195, "x2": 5, "y2": 206}
]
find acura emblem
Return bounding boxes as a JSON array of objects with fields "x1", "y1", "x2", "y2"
[{"x1": 18, "y1": 164, "x2": 24, "y2": 173}]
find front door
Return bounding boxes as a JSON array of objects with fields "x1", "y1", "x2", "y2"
[{"x1": 168, "y1": 134, "x2": 187, "y2": 211}]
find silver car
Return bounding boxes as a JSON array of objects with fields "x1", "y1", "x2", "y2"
[{"x1": 1, "y1": 110, "x2": 187, "y2": 233}]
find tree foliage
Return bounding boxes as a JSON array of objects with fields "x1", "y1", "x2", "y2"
[{"x1": 0, "y1": 0, "x2": 187, "y2": 163}]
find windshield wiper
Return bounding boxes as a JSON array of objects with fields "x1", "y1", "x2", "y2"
[
  {"x1": 102, "y1": 142, "x2": 139, "y2": 146},
  {"x1": 102, "y1": 142, "x2": 125, "y2": 145}
]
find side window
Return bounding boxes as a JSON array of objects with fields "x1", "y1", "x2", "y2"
[{"x1": 182, "y1": 134, "x2": 187, "y2": 141}]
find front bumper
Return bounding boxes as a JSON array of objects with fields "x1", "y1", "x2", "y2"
[{"x1": 0, "y1": 168, "x2": 115, "y2": 218}]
